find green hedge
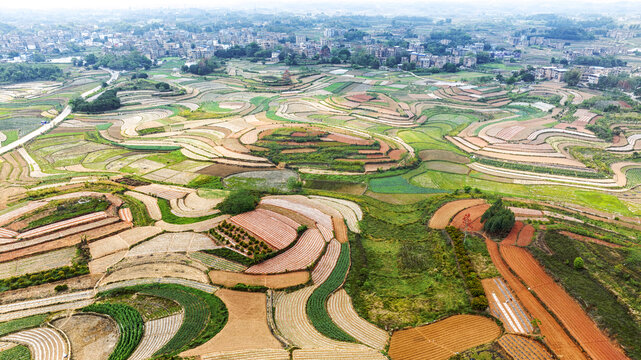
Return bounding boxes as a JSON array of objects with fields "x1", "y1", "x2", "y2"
[
  {"x1": 445, "y1": 226, "x2": 488, "y2": 310},
  {"x1": 83, "y1": 303, "x2": 144, "y2": 360},
  {"x1": 306, "y1": 242, "x2": 356, "y2": 342}
]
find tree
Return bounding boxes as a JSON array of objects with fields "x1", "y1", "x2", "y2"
[
  {"x1": 481, "y1": 199, "x2": 515, "y2": 237},
  {"x1": 216, "y1": 190, "x2": 260, "y2": 215},
  {"x1": 564, "y1": 69, "x2": 582, "y2": 87},
  {"x1": 573, "y1": 257, "x2": 585, "y2": 270}
]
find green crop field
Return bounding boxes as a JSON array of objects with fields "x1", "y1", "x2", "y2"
[
  {"x1": 0, "y1": 345, "x2": 30, "y2": 360},
  {"x1": 0, "y1": 314, "x2": 47, "y2": 337},
  {"x1": 323, "y1": 82, "x2": 352, "y2": 94},
  {"x1": 369, "y1": 174, "x2": 446, "y2": 194},
  {"x1": 83, "y1": 303, "x2": 144, "y2": 360},
  {"x1": 307, "y1": 242, "x2": 355, "y2": 342}
]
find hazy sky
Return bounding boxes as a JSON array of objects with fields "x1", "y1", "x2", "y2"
[{"x1": 1, "y1": 0, "x2": 631, "y2": 9}]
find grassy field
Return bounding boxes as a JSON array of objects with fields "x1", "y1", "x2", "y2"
[
  {"x1": 0, "y1": 314, "x2": 47, "y2": 337},
  {"x1": 369, "y1": 174, "x2": 446, "y2": 194},
  {"x1": 0, "y1": 129, "x2": 18, "y2": 146},
  {"x1": 0, "y1": 345, "x2": 30, "y2": 360},
  {"x1": 345, "y1": 196, "x2": 470, "y2": 329}
]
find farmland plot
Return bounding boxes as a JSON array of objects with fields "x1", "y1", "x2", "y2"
[
  {"x1": 1, "y1": 327, "x2": 68, "y2": 360},
  {"x1": 388, "y1": 315, "x2": 501, "y2": 360},
  {"x1": 52, "y1": 314, "x2": 118, "y2": 360},
  {"x1": 245, "y1": 229, "x2": 325, "y2": 274},
  {"x1": 128, "y1": 312, "x2": 184, "y2": 360},
  {"x1": 229, "y1": 209, "x2": 298, "y2": 250},
  {"x1": 0, "y1": 247, "x2": 75, "y2": 279}
]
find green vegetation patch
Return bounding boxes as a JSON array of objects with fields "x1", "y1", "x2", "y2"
[
  {"x1": 82, "y1": 303, "x2": 144, "y2": 360},
  {"x1": 307, "y1": 242, "x2": 355, "y2": 342},
  {"x1": 157, "y1": 198, "x2": 219, "y2": 224},
  {"x1": 22, "y1": 196, "x2": 110, "y2": 231},
  {"x1": 0, "y1": 345, "x2": 30, "y2": 360},
  {"x1": 344, "y1": 197, "x2": 470, "y2": 329},
  {"x1": 215, "y1": 189, "x2": 260, "y2": 215},
  {"x1": 187, "y1": 174, "x2": 224, "y2": 189},
  {"x1": 0, "y1": 314, "x2": 47, "y2": 337},
  {"x1": 323, "y1": 81, "x2": 353, "y2": 94},
  {"x1": 369, "y1": 175, "x2": 446, "y2": 194},
  {"x1": 100, "y1": 284, "x2": 227, "y2": 357}
]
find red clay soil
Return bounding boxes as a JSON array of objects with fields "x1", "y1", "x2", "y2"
[
  {"x1": 332, "y1": 217, "x2": 348, "y2": 243},
  {"x1": 346, "y1": 94, "x2": 375, "y2": 103},
  {"x1": 502, "y1": 221, "x2": 524, "y2": 246},
  {"x1": 499, "y1": 244, "x2": 627, "y2": 360},
  {"x1": 325, "y1": 133, "x2": 373, "y2": 146},
  {"x1": 516, "y1": 225, "x2": 535, "y2": 246},
  {"x1": 450, "y1": 204, "x2": 489, "y2": 232},
  {"x1": 559, "y1": 231, "x2": 623, "y2": 248},
  {"x1": 485, "y1": 237, "x2": 587, "y2": 360}
]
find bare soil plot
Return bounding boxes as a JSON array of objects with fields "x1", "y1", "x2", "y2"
[
  {"x1": 499, "y1": 245, "x2": 627, "y2": 360},
  {"x1": 260, "y1": 197, "x2": 333, "y2": 230},
  {"x1": 89, "y1": 226, "x2": 162, "y2": 259},
  {"x1": 101, "y1": 261, "x2": 209, "y2": 285},
  {"x1": 516, "y1": 225, "x2": 535, "y2": 246},
  {"x1": 327, "y1": 289, "x2": 389, "y2": 350},
  {"x1": 1, "y1": 327, "x2": 68, "y2": 360},
  {"x1": 0, "y1": 274, "x2": 100, "y2": 305},
  {"x1": 126, "y1": 232, "x2": 216, "y2": 257},
  {"x1": 429, "y1": 199, "x2": 486, "y2": 229},
  {"x1": 424, "y1": 161, "x2": 470, "y2": 175},
  {"x1": 308, "y1": 196, "x2": 361, "y2": 233},
  {"x1": 52, "y1": 314, "x2": 118, "y2": 360},
  {"x1": 449, "y1": 204, "x2": 489, "y2": 232},
  {"x1": 387, "y1": 315, "x2": 501, "y2": 360},
  {"x1": 134, "y1": 184, "x2": 192, "y2": 200},
  {"x1": 182, "y1": 289, "x2": 283, "y2": 357},
  {"x1": 155, "y1": 215, "x2": 228, "y2": 232},
  {"x1": 209, "y1": 269, "x2": 309, "y2": 289},
  {"x1": 88, "y1": 250, "x2": 126, "y2": 274},
  {"x1": 124, "y1": 191, "x2": 162, "y2": 220},
  {"x1": 18, "y1": 211, "x2": 109, "y2": 239},
  {"x1": 293, "y1": 348, "x2": 387, "y2": 359},
  {"x1": 245, "y1": 229, "x2": 325, "y2": 274},
  {"x1": 201, "y1": 349, "x2": 290, "y2": 360},
  {"x1": 0, "y1": 247, "x2": 76, "y2": 279},
  {"x1": 198, "y1": 163, "x2": 278, "y2": 177},
  {"x1": 0, "y1": 219, "x2": 127, "y2": 263},
  {"x1": 502, "y1": 221, "x2": 525, "y2": 246},
  {"x1": 230, "y1": 210, "x2": 298, "y2": 250},
  {"x1": 311, "y1": 239, "x2": 341, "y2": 285},
  {"x1": 485, "y1": 237, "x2": 586, "y2": 360},
  {"x1": 498, "y1": 334, "x2": 554, "y2": 360},
  {"x1": 332, "y1": 217, "x2": 348, "y2": 243}
]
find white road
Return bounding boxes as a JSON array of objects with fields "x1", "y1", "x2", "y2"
[{"x1": 0, "y1": 67, "x2": 119, "y2": 156}]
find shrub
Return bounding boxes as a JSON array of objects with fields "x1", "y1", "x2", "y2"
[
  {"x1": 54, "y1": 284, "x2": 69, "y2": 292},
  {"x1": 215, "y1": 190, "x2": 260, "y2": 215},
  {"x1": 573, "y1": 257, "x2": 585, "y2": 270}
]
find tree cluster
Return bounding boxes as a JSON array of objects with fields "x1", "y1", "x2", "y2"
[
  {"x1": 181, "y1": 57, "x2": 220, "y2": 75},
  {"x1": 0, "y1": 63, "x2": 63, "y2": 84},
  {"x1": 215, "y1": 189, "x2": 260, "y2": 215},
  {"x1": 70, "y1": 89, "x2": 121, "y2": 113},
  {"x1": 481, "y1": 199, "x2": 515, "y2": 237},
  {"x1": 574, "y1": 55, "x2": 626, "y2": 68}
]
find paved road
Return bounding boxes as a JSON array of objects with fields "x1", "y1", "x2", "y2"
[{"x1": 0, "y1": 68, "x2": 119, "y2": 156}]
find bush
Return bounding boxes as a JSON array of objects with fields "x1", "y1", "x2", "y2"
[
  {"x1": 297, "y1": 225, "x2": 308, "y2": 235},
  {"x1": 54, "y1": 284, "x2": 69, "y2": 292},
  {"x1": 215, "y1": 189, "x2": 260, "y2": 215},
  {"x1": 446, "y1": 226, "x2": 488, "y2": 311},
  {"x1": 574, "y1": 257, "x2": 585, "y2": 270}
]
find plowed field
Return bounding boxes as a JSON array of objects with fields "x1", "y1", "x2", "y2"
[{"x1": 388, "y1": 315, "x2": 500, "y2": 360}]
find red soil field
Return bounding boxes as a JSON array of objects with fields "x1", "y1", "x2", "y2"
[
  {"x1": 449, "y1": 204, "x2": 489, "y2": 232},
  {"x1": 516, "y1": 225, "x2": 534, "y2": 246},
  {"x1": 245, "y1": 228, "x2": 325, "y2": 274},
  {"x1": 428, "y1": 199, "x2": 486, "y2": 229},
  {"x1": 332, "y1": 217, "x2": 348, "y2": 243},
  {"x1": 559, "y1": 231, "x2": 623, "y2": 248},
  {"x1": 485, "y1": 237, "x2": 586, "y2": 360},
  {"x1": 498, "y1": 334, "x2": 554, "y2": 360},
  {"x1": 346, "y1": 94, "x2": 375, "y2": 102},
  {"x1": 502, "y1": 221, "x2": 524, "y2": 246},
  {"x1": 388, "y1": 315, "x2": 501, "y2": 360},
  {"x1": 499, "y1": 245, "x2": 627, "y2": 360}
]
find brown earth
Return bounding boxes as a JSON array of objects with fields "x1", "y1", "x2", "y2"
[
  {"x1": 429, "y1": 199, "x2": 486, "y2": 229},
  {"x1": 388, "y1": 315, "x2": 501, "y2": 360},
  {"x1": 485, "y1": 236, "x2": 587, "y2": 360},
  {"x1": 500, "y1": 244, "x2": 627, "y2": 360},
  {"x1": 198, "y1": 163, "x2": 277, "y2": 177},
  {"x1": 181, "y1": 289, "x2": 283, "y2": 357},
  {"x1": 332, "y1": 216, "x2": 348, "y2": 243},
  {"x1": 52, "y1": 314, "x2": 118, "y2": 360},
  {"x1": 209, "y1": 269, "x2": 309, "y2": 289}
]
